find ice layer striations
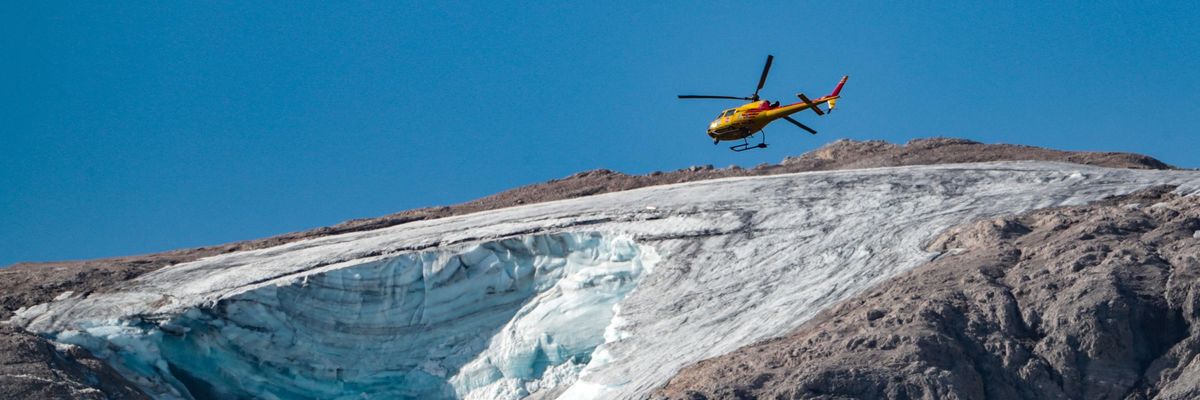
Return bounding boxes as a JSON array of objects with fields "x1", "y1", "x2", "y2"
[
  {"x1": 13, "y1": 162, "x2": 1200, "y2": 399},
  {"x1": 36, "y1": 234, "x2": 657, "y2": 399}
]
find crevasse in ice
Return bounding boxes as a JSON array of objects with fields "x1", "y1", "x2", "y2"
[
  {"x1": 52, "y1": 233, "x2": 657, "y2": 400},
  {"x1": 17, "y1": 163, "x2": 1200, "y2": 399}
]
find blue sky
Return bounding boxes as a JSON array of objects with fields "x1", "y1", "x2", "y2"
[{"x1": 2, "y1": 2, "x2": 1198, "y2": 265}]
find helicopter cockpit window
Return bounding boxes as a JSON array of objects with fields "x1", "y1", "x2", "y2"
[{"x1": 719, "y1": 110, "x2": 734, "y2": 118}]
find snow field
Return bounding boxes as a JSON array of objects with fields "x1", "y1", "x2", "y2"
[{"x1": 14, "y1": 162, "x2": 1200, "y2": 399}]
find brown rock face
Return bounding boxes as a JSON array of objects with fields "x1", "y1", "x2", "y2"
[
  {"x1": 0, "y1": 324, "x2": 149, "y2": 400},
  {"x1": 655, "y1": 186, "x2": 1200, "y2": 400},
  {"x1": 5, "y1": 137, "x2": 1172, "y2": 282},
  {"x1": 782, "y1": 138, "x2": 1173, "y2": 171},
  {"x1": 0, "y1": 138, "x2": 1178, "y2": 399}
]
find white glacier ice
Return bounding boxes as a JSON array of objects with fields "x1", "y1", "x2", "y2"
[
  {"x1": 12, "y1": 162, "x2": 1200, "y2": 399},
  {"x1": 39, "y1": 233, "x2": 656, "y2": 399}
]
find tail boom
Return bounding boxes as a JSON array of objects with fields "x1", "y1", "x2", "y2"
[{"x1": 758, "y1": 75, "x2": 849, "y2": 119}]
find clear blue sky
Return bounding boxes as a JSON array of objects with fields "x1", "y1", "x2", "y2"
[{"x1": 2, "y1": 2, "x2": 1197, "y2": 265}]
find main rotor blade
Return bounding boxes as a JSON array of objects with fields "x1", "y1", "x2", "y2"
[
  {"x1": 753, "y1": 55, "x2": 774, "y2": 100},
  {"x1": 782, "y1": 116, "x2": 817, "y2": 135},
  {"x1": 678, "y1": 95, "x2": 754, "y2": 100}
]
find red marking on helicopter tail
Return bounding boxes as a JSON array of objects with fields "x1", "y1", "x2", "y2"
[{"x1": 829, "y1": 76, "x2": 849, "y2": 97}]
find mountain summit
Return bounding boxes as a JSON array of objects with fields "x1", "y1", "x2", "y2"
[{"x1": 3, "y1": 138, "x2": 1197, "y2": 400}]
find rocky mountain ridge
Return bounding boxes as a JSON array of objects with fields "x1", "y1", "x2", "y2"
[
  {"x1": 0, "y1": 138, "x2": 1186, "y2": 399},
  {"x1": 655, "y1": 186, "x2": 1200, "y2": 400}
]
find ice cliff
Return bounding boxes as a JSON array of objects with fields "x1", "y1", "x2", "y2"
[{"x1": 12, "y1": 162, "x2": 1200, "y2": 399}]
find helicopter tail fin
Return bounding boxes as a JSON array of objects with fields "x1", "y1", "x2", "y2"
[
  {"x1": 825, "y1": 76, "x2": 848, "y2": 111},
  {"x1": 828, "y1": 75, "x2": 849, "y2": 97}
]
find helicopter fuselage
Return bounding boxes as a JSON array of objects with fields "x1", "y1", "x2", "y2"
[
  {"x1": 677, "y1": 54, "x2": 848, "y2": 151},
  {"x1": 707, "y1": 95, "x2": 838, "y2": 141}
]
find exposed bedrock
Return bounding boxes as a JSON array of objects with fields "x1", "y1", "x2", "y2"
[
  {"x1": 0, "y1": 324, "x2": 149, "y2": 400},
  {"x1": 656, "y1": 186, "x2": 1200, "y2": 400},
  {"x1": 10, "y1": 162, "x2": 1200, "y2": 400},
  {"x1": 45, "y1": 233, "x2": 658, "y2": 400}
]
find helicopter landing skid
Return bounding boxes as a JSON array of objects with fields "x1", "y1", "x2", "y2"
[{"x1": 729, "y1": 132, "x2": 768, "y2": 152}]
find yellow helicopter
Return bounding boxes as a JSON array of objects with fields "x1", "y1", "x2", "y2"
[{"x1": 679, "y1": 55, "x2": 848, "y2": 152}]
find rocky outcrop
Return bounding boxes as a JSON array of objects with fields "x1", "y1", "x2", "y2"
[
  {"x1": 783, "y1": 138, "x2": 1173, "y2": 171},
  {"x1": 0, "y1": 263, "x2": 159, "y2": 399},
  {"x1": 655, "y1": 186, "x2": 1200, "y2": 400},
  {"x1": 0, "y1": 325, "x2": 148, "y2": 400},
  {"x1": 5, "y1": 137, "x2": 1172, "y2": 285},
  {"x1": 0, "y1": 138, "x2": 1182, "y2": 400}
]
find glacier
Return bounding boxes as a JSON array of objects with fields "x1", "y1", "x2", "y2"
[
  {"x1": 12, "y1": 162, "x2": 1200, "y2": 400},
  {"x1": 34, "y1": 233, "x2": 658, "y2": 399}
]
